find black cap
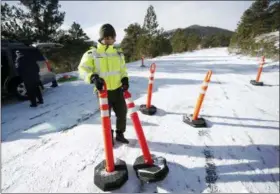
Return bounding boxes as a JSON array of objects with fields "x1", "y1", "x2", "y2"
[{"x1": 99, "y1": 24, "x2": 116, "y2": 40}]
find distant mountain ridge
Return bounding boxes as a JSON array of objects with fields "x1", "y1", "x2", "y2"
[
  {"x1": 164, "y1": 24, "x2": 234, "y2": 38},
  {"x1": 87, "y1": 25, "x2": 234, "y2": 47}
]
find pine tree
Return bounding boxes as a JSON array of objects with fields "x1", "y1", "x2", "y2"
[
  {"x1": 171, "y1": 29, "x2": 188, "y2": 53},
  {"x1": 1, "y1": 3, "x2": 34, "y2": 44},
  {"x1": 187, "y1": 33, "x2": 201, "y2": 51},
  {"x1": 142, "y1": 5, "x2": 161, "y2": 57},
  {"x1": 229, "y1": 0, "x2": 279, "y2": 57},
  {"x1": 266, "y1": 1, "x2": 280, "y2": 31},
  {"x1": 1, "y1": 0, "x2": 65, "y2": 43},
  {"x1": 20, "y1": 0, "x2": 65, "y2": 42},
  {"x1": 250, "y1": 0, "x2": 270, "y2": 36},
  {"x1": 143, "y1": 5, "x2": 159, "y2": 37},
  {"x1": 46, "y1": 22, "x2": 90, "y2": 72},
  {"x1": 153, "y1": 28, "x2": 172, "y2": 56},
  {"x1": 121, "y1": 23, "x2": 143, "y2": 62},
  {"x1": 68, "y1": 22, "x2": 89, "y2": 41}
]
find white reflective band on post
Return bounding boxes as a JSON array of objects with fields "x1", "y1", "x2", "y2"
[
  {"x1": 101, "y1": 110, "x2": 110, "y2": 117},
  {"x1": 149, "y1": 80, "x2": 154, "y2": 84},
  {"x1": 99, "y1": 98, "x2": 108, "y2": 105},
  {"x1": 125, "y1": 98, "x2": 133, "y2": 105},
  {"x1": 128, "y1": 107, "x2": 137, "y2": 114},
  {"x1": 201, "y1": 82, "x2": 209, "y2": 87},
  {"x1": 200, "y1": 89, "x2": 206, "y2": 94},
  {"x1": 100, "y1": 71, "x2": 120, "y2": 77},
  {"x1": 81, "y1": 63, "x2": 93, "y2": 71},
  {"x1": 150, "y1": 73, "x2": 154, "y2": 77}
]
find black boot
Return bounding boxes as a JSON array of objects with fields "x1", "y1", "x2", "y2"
[
  {"x1": 111, "y1": 130, "x2": 114, "y2": 146},
  {"x1": 37, "y1": 100, "x2": 44, "y2": 104},
  {"x1": 116, "y1": 132, "x2": 129, "y2": 144},
  {"x1": 30, "y1": 103, "x2": 37, "y2": 107}
]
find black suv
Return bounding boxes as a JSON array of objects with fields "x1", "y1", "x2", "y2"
[{"x1": 1, "y1": 40, "x2": 62, "y2": 100}]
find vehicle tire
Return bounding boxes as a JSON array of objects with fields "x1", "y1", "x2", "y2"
[{"x1": 12, "y1": 79, "x2": 29, "y2": 101}]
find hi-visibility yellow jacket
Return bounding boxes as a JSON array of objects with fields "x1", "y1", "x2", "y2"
[{"x1": 78, "y1": 43, "x2": 128, "y2": 91}]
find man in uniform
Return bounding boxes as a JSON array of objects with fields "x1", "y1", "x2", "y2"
[{"x1": 78, "y1": 24, "x2": 129, "y2": 145}]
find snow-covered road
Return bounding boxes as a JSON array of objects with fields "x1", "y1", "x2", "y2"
[{"x1": 1, "y1": 48, "x2": 279, "y2": 193}]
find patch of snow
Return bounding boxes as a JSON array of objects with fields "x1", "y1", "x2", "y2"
[
  {"x1": 2, "y1": 47, "x2": 279, "y2": 193},
  {"x1": 255, "y1": 31, "x2": 279, "y2": 49}
]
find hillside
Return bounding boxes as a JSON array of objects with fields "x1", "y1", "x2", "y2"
[
  {"x1": 255, "y1": 31, "x2": 279, "y2": 49},
  {"x1": 229, "y1": 31, "x2": 279, "y2": 60},
  {"x1": 228, "y1": 1, "x2": 279, "y2": 60},
  {"x1": 163, "y1": 24, "x2": 234, "y2": 39}
]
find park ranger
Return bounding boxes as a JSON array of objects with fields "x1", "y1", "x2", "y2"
[{"x1": 78, "y1": 24, "x2": 129, "y2": 145}]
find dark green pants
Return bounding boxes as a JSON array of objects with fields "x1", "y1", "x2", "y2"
[{"x1": 96, "y1": 87, "x2": 127, "y2": 134}]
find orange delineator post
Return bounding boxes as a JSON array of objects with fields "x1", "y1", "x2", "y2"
[
  {"x1": 99, "y1": 83, "x2": 115, "y2": 172},
  {"x1": 255, "y1": 56, "x2": 265, "y2": 82},
  {"x1": 146, "y1": 63, "x2": 156, "y2": 109},
  {"x1": 192, "y1": 70, "x2": 212, "y2": 121},
  {"x1": 124, "y1": 90, "x2": 154, "y2": 165}
]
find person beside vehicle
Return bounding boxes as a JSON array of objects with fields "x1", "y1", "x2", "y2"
[
  {"x1": 15, "y1": 50, "x2": 44, "y2": 107},
  {"x1": 78, "y1": 24, "x2": 129, "y2": 145}
]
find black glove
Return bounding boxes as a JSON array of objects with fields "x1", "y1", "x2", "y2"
[
  {"x1": 90, "y1": 74, "x2": 104, "y2": 91},
  {"x1": 121, "y1": 77, "x2": 129, "y2": 91}
]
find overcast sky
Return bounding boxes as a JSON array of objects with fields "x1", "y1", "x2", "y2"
[{"x1": 5, "y1": 1, "x2": 253, "y2": 43}]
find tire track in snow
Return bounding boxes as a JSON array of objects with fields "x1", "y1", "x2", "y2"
[
  {"x1": 200, "y1": 76, "x2": 228, "y2": 192},
  {"x1": 198, "y1": 129, "x2": 213, "y2": 142},
  {"x1": 216, "y1": 76, "x2": 261, "y2": 151},
  {"x1": 227, "y1": 147, "x2": 278, "y2": 192},
  {"x1": 1, "y1": 116, "x2": 17, "y2": 125},
  {"x1": 59, "y1": 109, "x2": 101, "y2": 133},
  {"x1": 29, "y1": 111, "x2": 51, "y2": 120},
  {"x1": 3, "y1": 138, "x2": 52, "y2": 165},
  {"x1": 232, "y1": 75, "x2": 279, "y2": 119},
  {"x1": 3, "y1": 99, "x2": 84, "y2": 140},
  {"x1": 225, "y1": 108, "x2": 278, "y2": 191},
  {"x1": 216, "y1": 75, "x2": 262, "y2": 190},
  {"x1": 3, "y1": 107, "x2": 101, "y2": 187},
  {"x1": 231, "y1": 109, "x2": 260, "y2": 149},
  {"x1": 203, "y1": 148, "x2": 219, "y2": 192},
  {"x1": 2, "y1": 121, "x2": 46, "y2": 138},
  {"x1": 26, "y1": 99, "x2": 83, "y2": 123},
  {"x1": 4, "y1": 109, "x2": 100, "y2": 168}
]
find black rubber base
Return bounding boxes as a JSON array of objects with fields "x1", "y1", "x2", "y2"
[
  {"x1": 139, "y1": 104, "x2": 157, "y2": 115},
  {"x1": 94, "y1": 158, "x2": 128, "y2": 191},
  {"x1": 183, "y1": 114, "x2": 207, "y2": 128},
  {"x1": 133, "y1": 155, "x2": 169, "y2": 183},
  {"x1": 250, "y1": 80, "x2": 264, "y2": 86}
]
